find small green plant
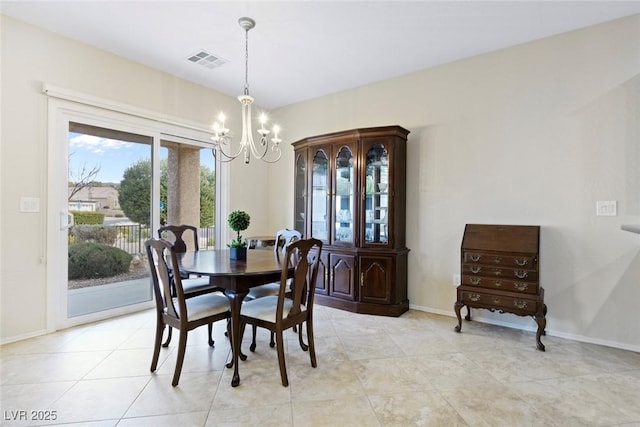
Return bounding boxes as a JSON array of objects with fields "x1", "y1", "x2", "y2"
[
  {"x1": 71, "y1": 210, "x2": 105, "y2": 225},
  {"x1": 227, "y1": 210, "x2": 250, "y2": 248},
  {"x1": 72, "y1": 225, "x2": 118, "y2": 245},
  {"x1": 68, "y1": 242, "x2": 132, "y2": 279}
]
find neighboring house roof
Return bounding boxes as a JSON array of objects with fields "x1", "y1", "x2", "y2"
[{"x1": 69, "y1": 186, "x2": 118, "y2": 201}]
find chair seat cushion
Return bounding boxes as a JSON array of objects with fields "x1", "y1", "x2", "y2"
[
  {"x1": 241, "y1": 295, "x2": 306, "y2": 323},
  {"x1": 180, "y1": 293, "x2": 229, "y2": 321},
  {"x1": 182, "y1": 277, "x2": 219, "y2": 295},
  {"x1": 246, "y1": 280, "x2": 291, "y2": 300}
]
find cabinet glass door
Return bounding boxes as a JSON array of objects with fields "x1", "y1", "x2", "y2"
[
  {"x1": 294, "y1": 152, "x2": 306, "y2": 236},
  {"x1": 310, "y1": 149, "x2": 329, "y2": 242},
  {"x1": 334, "y1": 146, "x2": 354, "y2": 245},
  {"x1": 364, "y1": 144, "x2": 389, "y2": 244}
]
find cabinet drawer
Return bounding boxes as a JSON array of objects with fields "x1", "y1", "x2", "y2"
[
  {"x1": 463, "y1": 251, "x2": 536, "y2": 268},
  {"x1": 458, "y1": 288, "x2": 542, "y2": 316},
  {"x1": 462, "y1": 264, "x2": 538, "y2": 281},
  {"x1": 461, "y1": 275, "x2": 539, "y2": 294}
]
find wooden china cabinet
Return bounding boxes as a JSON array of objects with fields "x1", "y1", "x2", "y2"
[{"x1": 293, "y1": 126, "x2": 410, "y2": 316}]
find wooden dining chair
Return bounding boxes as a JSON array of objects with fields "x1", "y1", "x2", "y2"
[
  {"x1": 158, "y1": 224, "x2": 224, "y2": 346},
  {"x1": 239, "y1": 237, "x2": 323, "y2": 386},
  {"x1": 246, "y1": 228, "x2": 302, "y2": 349},
  {"x1": 145, "y1": 238, "x2": 231, "y2": 387}
]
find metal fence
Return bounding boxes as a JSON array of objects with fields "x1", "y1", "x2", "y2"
[
  {"x1": 111, "y1": 224, "x2": 151, "y2": 254},
  {"x1": 78, "y1": 224, "x2": 216, "y2": 254}
]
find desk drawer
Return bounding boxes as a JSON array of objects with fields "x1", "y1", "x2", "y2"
[
  {"x1": 458, "y1": 287, "x2": 542, "y2": 316},
  {"x1": 461, "y1": 275, "x2": 539, "y2": 294},
  {"x1": 462, "y1": 264, "x2": 538, "y2": 281},
  {"x1": 463, "y1": 251, "x2": 537, "y2": 268}
]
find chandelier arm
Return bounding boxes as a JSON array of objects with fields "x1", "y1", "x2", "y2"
[
  {"x1": 212, "y1": 135, "x2": 244, "y2": 161},
  {"x1": 212, "y1": 148, "x2": 241, "y2": 163},
  {"x1": 254, "y1": 149, "x2": 282, "y2": 163}
]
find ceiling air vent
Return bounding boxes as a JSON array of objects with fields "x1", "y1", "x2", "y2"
[{"x1": 187, "y1": 50, "x2": 227, "y2": 69}]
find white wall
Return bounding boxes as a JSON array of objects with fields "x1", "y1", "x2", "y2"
[
  {"x1": 0, "y1": 16, "x2": 271, "y2": 341},
  {"x1": 270, "y1": 15, "x2": 640, "y2": 350}
]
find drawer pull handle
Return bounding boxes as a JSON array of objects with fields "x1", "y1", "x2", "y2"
[
  {"x1": 470, "y1": 266, "x2": 481, "y2": 274},
  {"x1": 494, "y1": 281, "x2": 502, "y2": 287},
  {"x1": 493, "y1": 298, "x2": 501, "y2": 305},
  {"x1": 469, "y1": 254, "x2": 481, "y2": 262},
  {"x1": 469, "y1": 293, "x2": 481, "y2": 302},
  {"x1": 493, "y1": 257, "x2": 502, "y2": 264},
  {"x1": 470, "y1": 277, "x2": 481, "y2": 285},
  {"x1": 514, "y1": 270, "x2": 528, "y2": 279},
  {"x1": 514, "y1": 258, "x2": 528, "y2": 266},
  {"x1": 493, "y1": 269, "x2": 502, "y2": 276},
  {"x1": 514, "y1": 282, "x2": 529, "y2": 291},
  {"x1": 514, "y1": 300, "x2": 528, "y2": 309}
]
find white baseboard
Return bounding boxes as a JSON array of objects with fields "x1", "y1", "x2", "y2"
[
  {"x1": 1, "y1": 328, "x2": 50, "y2": 346},
  {"x1": 409, "y1": 303, "x2": 640, "y2": 353}
]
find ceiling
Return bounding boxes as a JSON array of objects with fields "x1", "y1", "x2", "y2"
[{"x1": 2, "y1": 1, "x2": 640, "y2": 109}]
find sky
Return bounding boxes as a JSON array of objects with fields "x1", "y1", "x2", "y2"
[
  {"x1": 69, "y1": 132, "x2": 152, "y2": 183},
  {"x1": 68, "y1": 133, "x2": 215, "y2": 184}
]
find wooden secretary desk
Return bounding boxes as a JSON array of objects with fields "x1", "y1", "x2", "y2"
[
  {"x1": 454, "y1": 224, "x2": 547, "y2": 351},
  {"x1": 292, "y1": 126, "x2": 410, "y2": 316}
]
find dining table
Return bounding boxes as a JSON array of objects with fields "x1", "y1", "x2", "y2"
[{"x1": 174, "y1": 248, "x2": 292, "y2": 387}]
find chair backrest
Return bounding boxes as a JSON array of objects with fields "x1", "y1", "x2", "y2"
[
  {"x1": 274, "y1": 228, "x2": 302, "y2": 257},
  {"x1": 145, "y1": 238, "x2": 187, "y2": 323},
  {"x1": 276, "y1": 238, "x2": 322, "y2": 321},
  {"x1": 158, "y1": 224, "x2": 199, "y2": 253}
]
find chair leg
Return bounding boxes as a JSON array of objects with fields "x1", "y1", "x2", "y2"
[
  {"x1": 306, "y1": 318, "x2": 317, "y2": 368},
  {"x1": 207, "y1": 323, "x2": 215, "y2": 347},
  {"x1": 162, "y1": 325, "x2": 173, "y2": 347},
  {"x1": 275, "y1": 329, "x2": 289, "y2": 387},
  {"x1": 172, "y1": 331, "x2": 188, "y2": 387},
  {"x1": 298, "y1": 321, "x2": 308, "y2": 351},
  {"x1": 150, "y1": 321, "x2": 164, "y2": 372},
  {"x1": 250, "y1": 325, "x2": 258, "y2": 352}
]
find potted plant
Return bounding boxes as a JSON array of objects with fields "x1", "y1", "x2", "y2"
[{"x1": 227, "y1": 210, "x2": 251, "y2": 260}]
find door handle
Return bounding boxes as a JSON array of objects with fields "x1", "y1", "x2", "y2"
[{"x1": 60, "y1": 211, "x2": 75, "y2": 230}]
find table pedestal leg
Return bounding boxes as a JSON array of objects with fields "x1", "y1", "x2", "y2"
[{"x1": 225, "y1": 289, "x2": 248, "y2": 387}]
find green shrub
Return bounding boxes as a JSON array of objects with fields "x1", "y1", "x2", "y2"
[
  {"x1": 68, "y1": 242, "x2": 132, "y2": 280},
  {"x1": 72, "y1": 225, "x2": 118, "y2": 245},
  {"x1": 71, "y1": 210, "x2": 105, "y2": 225}
]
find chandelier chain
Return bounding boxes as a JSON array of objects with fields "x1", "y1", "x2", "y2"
[{"x1": 244, "y1": 27, "x2": 250, "y2": 96}]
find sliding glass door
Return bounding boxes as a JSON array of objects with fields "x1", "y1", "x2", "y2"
[
  {"x1": 67, "y1": 122, "x2": 158, "y2": 317},
  {"x1": 47, "y1": 96, "x2": 219, "y2": 329}
]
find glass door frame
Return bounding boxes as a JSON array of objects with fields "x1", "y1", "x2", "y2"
[{"x1": 46, "y1": 92, "x2": 224, "y2": 331}]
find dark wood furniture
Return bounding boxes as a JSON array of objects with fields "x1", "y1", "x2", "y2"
[
  {"x1": 247, "y1": 228, "x2": 303, "y2": 349},
  {"x1": 158, "y1": 224, "x2": 223, "y2": 346},
  {"x1": 145, "y1": 239, "x2": 231, "y2": 387},
  {"x1": 240, "y1": 238, "x2": 323, "y2": 386},
  {"x1": 173, "y1": 248, "x2": 293, "y2": 387},
  {"x1": 293, "y1": 126, "x2": 410, "y2": 317},
  {"x1": 454, "y1": 224, "x2": 547, "y2": 351}
]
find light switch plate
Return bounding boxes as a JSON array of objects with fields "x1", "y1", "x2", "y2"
[
  {"x1": 20, "y1": 197, "x2": 40, "y2": 213},
  {"x1": 596, "y1": 200, "x2": 617, "y2": 216}
]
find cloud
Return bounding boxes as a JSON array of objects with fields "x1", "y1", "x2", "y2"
[{"x1": 69, "y1": 134, "x2": 133, "y2": 155}]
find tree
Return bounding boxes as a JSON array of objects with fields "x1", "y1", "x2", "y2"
[
  {"x1": 119, "y1": 159, "x2": 152, "y2": 225},
  {"x1": 119, "y1": 158, "x2": 214, "y2": 227},
  {"x1": 68, "y1": 156, "x2": 101, "y2": 201},
  {"x1": 200, "y1": 165, "x2": 215, "y2": 227}
]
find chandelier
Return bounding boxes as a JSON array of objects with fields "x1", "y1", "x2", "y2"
[{"x1": 211, "y1": 17, "x2": 282, "y2": 164}]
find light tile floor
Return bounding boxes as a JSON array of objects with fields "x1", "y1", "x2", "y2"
[{"x1": 1, "y1": 306, "x2": 640, "y2": 426}]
